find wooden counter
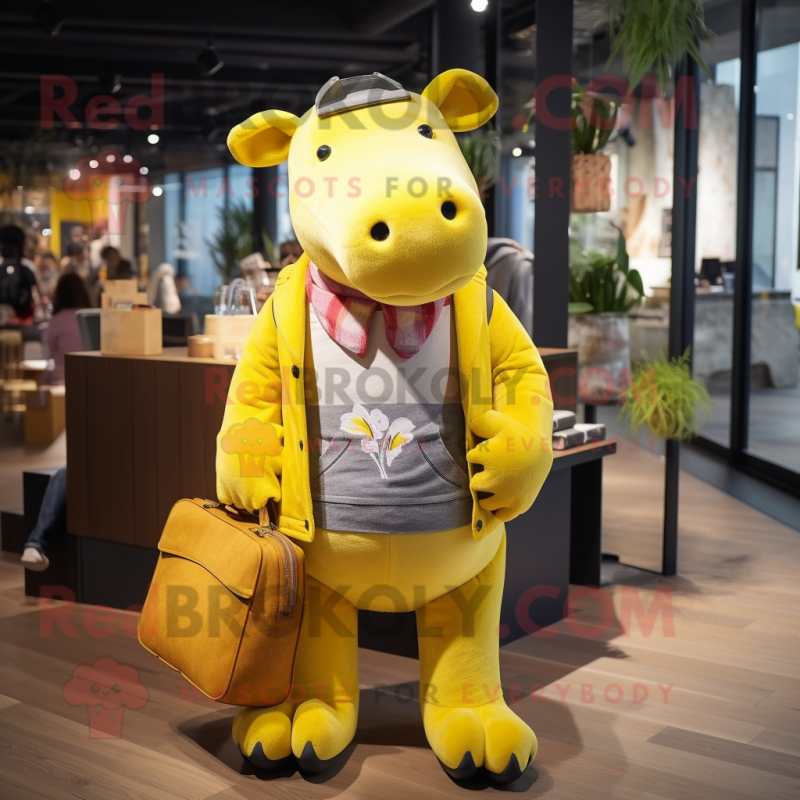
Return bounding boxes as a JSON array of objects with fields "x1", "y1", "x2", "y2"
[{"x1": 65, "y1": 348, "x2": 236, "y2": 549}]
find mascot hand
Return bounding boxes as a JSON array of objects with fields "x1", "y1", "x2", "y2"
[
  {"x1": 216, "y1": 420, "x2": 284, "y2": 514},
  {"x1": 467, "y1": 410, "x2": 551, "y2": 522}
]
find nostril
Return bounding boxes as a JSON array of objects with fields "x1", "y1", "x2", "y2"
[
  {"x1": 370, "y1": 222, "x2": 390, "y2": 241},
  {"x1": 441, "y1": 201, "x2": 457, "y2": 220}
]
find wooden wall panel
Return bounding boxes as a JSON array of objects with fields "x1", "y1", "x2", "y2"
[
  {"x1": 107, "y1": 358, "x2": 135, "y2": 544},
  {"x1": 179, "y1": 363, "x2": 206, "y2": 500},
  {"x1": 131, "y1": 360, "x2": 159, "y2": 548},
  {"x1": 65, "y1": 354, "x2": 89, "y2": 536},
  {"x1": 154, "y1": 362, "x2": 182, "y2": 534},
  {"x1": 85, "y1": 357, "x2": 114, "y2": 541},
  {"x1": 203, "y1": 364, "x2": 233, "y2": 501}
]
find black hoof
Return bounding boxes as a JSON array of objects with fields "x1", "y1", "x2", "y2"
[
  {"x1": 440, "y1": 751, "x2": 478, "y2": 781},
  {"x1": 245, "y1": 741, "x2": 293, "y2": 771},
  {"x1": 487, "y1": 753, "x2": 531, "y2": 785},
  {"x1": 298, "y1": 741, "x2": 338, "y2": 774}
]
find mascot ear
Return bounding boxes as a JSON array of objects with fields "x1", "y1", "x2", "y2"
[
  {"x1": 228, "y1": 109, "x2": 300, "y2": 167},
  {"x1": 422, "y1": 69, "x2": 498, "y2": 132}
]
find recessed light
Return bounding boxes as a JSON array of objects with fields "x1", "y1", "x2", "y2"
[
  {"x1": 89, "y1": 159, "x2": 98, "y2": 168},
  {"x1": 512, "y1": 147, "x2": 522, "y2": 157},
  {"x1": 147, "y1": 133, "x2": 159, "y2": 144},
  {"x1": 140, "y1": 167, "x2": 149, "y2": 175},
  {"x1": 123, "y1": 155, "x2": 133, "y2": 163},
  {"x1": 152, "y1": 186, "x2": 163, "y2": 197},
  {"x1": 69, "y1": 169, "x2": 80, "y2": 179},
  {"x1": 471, "y1": 0, "x2": 488, "y2": 11},
  {"x1": 25, "y1": 206, "x2": 35, "y2": 214}
]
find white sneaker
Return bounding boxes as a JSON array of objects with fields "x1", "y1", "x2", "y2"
[{"x1": 21, "y1": 547, "x2": 49, "y2": 572}]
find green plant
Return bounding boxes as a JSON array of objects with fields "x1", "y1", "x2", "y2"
[
  {"x1": 571, "y1": 81, "x2": 620, "y2": 155},
  {"x1": 606, "y1": 0, "x2": 714, "y2": 92},
  {"x1": 207, "y1": 200, "x2": 255, "y2": 283},
  {"x1": 569, "y1": 227, "x2": 644, "y2": 313},
  {"x1": 457, "y1": 126, "x2": 501, "y2": 190},
  {"x1": 622, "y1": 348, "x2": 711, "y2": 440}
]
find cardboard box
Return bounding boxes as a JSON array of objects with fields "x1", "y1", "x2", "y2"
[
  {"x1": 204, "y1": 314, "x2": 257, "y2": 360},
  {"x1": 101, "y1": 308, "x2": 162, "y2": 356},
  {"x1": 24, "y1": 385, "x2": 66, "y2": 445},
  {"x1": 101, "y1": 280, "x2": 148, "y2": 309}
]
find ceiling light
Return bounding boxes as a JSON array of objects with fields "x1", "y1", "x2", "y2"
[
  {"x1": 123, "y1": 155, "x2": 133, "y2": 163},
  {"x1": 471, "y1": 0, "x2": 489, "y2": 10},
  {"x1": 152, "y1": 186, "x2": 163, "y2": 197},
  {"x1": 89, "y1": 159, "x2": 98, "y2": 168},
  {"x1": 69, "y1": 169, "x2": 80, "y2": 179},
  {"x1": 197, "y1": 45, "x2": 224, "y2": 77},
  {"x1": 106, "y1": 154, "x2": 115, "y2": 162},
  {"x1": 512, "y1": 147, "x2": 522, "y2": 157},
  {"x1": 34, "y1": 1, "x2": 63, "y2": 36},
  {"x1": 147, "y1": 133, "x2": 159, "y2": 144},
  {"x1": 25, "y1": 206, "x2": 35, "y2": 214},
  {"x1": 42, "y1": 228, "x2": 52, "y2": 236},
  {"x1": 140, "y1": 167, "x2": 149, "y2": 175}
]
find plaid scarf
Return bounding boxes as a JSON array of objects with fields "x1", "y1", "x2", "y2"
[{"x1": 305, "y1": 262, "x2": 449, "y2": 360}]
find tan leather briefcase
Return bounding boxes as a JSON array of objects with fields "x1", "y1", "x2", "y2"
[{"x1": 138, "y1": 498, "x2": 304, "y2": 706}]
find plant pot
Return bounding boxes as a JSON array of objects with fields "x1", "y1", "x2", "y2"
[
  {"x1": 568, "y1": 312, "x2": 631, "y2": 405},
  {"x1": 571, "y1": 153, "x2": 612, "y2": 213}
]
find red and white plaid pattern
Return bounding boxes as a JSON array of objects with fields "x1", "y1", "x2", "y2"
[{"x1": 305, "y1": 262, "x2": 449, "y2": 360}]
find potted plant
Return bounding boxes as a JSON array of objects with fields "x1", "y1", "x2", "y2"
[
  {"x1": 606, "y1": 0, "x2": 714, "y2": 92},
  {"x1": 570, "y1": 81, "x2": 620, "y2": 213},
  {"x1": 568, "y1": 226, "x2": 644, "y2": 402},
  {"x1": 622, "y1": 348, "x2": 711, "y2": 440}
]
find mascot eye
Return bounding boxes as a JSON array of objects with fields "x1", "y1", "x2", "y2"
[
  {"x1": 417, "y1": 124, "x2": 433, "y2": 139},
  {"x1": 317, "y1": 145, "x2": 331, "y2": 161},
  {"x1": 111, "y1": 684, "x2": 121, "y2": 694}
]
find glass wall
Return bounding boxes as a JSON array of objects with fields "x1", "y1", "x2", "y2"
[
  {"x1": 746, "y1": 0, "x2": 800, "y2": 473},
  {"x1": 163, "y1": 166, "x2": 254, "y2": 299},
  {"x1": 693, "y1": 1, "x2": 742, "y2": 449}
]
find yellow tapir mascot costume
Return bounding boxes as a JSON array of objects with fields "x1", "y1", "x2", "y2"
[{"x1": 217, "y1": 70, "x2": 553, "y2": 783}]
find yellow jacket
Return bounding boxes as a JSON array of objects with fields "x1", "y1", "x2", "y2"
[{"x1": 216, "y1": 254, "x2": 553, "y2": 543}]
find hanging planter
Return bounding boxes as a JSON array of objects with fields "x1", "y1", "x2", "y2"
[
  {"x1": 571, "y1": 153, "x2": 613, "y2": 213},
  {"x1": 570, "y1": 81, "x2": 619, "y2": 213}
]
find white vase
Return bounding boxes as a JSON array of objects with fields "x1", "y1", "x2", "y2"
[{"x1": 568, "y1": 312, "x2": 631, "y2": 404}]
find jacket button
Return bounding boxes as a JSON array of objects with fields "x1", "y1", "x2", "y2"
[
  {"x1": 476, "y1": 519, "x2": 483, "y2": 532},
  {"x1": 299, "y1": 440, "x2": 304, "y2": 450},
  {"x1": 291, "y1": 365, "x2": 300, "y2": 378}
]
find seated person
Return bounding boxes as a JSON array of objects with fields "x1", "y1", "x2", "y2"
[
  {"x1": 0, "y1": 225, "x2": 38, "y2": 321},
  {"x1": 100, "y1": 245, "x2": 134, "y2": 280},
  {"x1": 41, "y1": 273, "x2": 89, "y2": 385},
  {"x1": 21, "y1": 467, "x2": 66, "y2": 572},
  {"x1": 36, "y1": 251, "x2": 60, "y2": 301}
]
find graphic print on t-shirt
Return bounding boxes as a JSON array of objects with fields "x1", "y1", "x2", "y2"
[{"x1": 306, "y1": 303, "x2": 472, "y2": 534}]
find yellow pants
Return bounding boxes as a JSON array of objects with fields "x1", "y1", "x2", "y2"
[{"x1": 233, "y1": 529, "x2": 537, "y2": 778}]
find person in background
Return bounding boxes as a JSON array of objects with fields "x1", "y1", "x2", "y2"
[
  {"x1": 36, "y1": 252, "x2": 60, "y2": 300},
  {"x1": 20, "y1": 467, "x2": 66, "y2": 572},
  {"x1": 0, "y1": 225, "x2": 39, "y2": 321},
  {"x1": 485, "y1": 237, "x2": 534, "y2": 336},
  {"x1": 41, "y1": 273, "x2": 89, "y2": 385},
  {"x1": 100, "y1": 245, "x2": 133, "y2": 280},
  {"x1": 63, "y1": 242, "x2": 99, "y2": 306},
  {"x1": 147, "y1": 262, "x2": 181, "y2": 314},
  {"x1": 279, "y1": 239, "x2": 303, "y2": 267}
]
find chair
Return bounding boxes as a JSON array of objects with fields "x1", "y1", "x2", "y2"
[
  {"x1": 75, "y1": 309, "x2": 101, "y2": 350},
  {"x1": 0, "y1": 330, "x2": 37, "y2": 418}
]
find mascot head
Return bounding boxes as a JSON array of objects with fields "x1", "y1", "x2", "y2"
[{"x1": 228, "y1": 69, "x2": 497, "y2": 305}]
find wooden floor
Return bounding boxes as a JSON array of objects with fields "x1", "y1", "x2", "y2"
[{"x1": 0, "y1": 464, "x2": 799, "y2": 798}]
